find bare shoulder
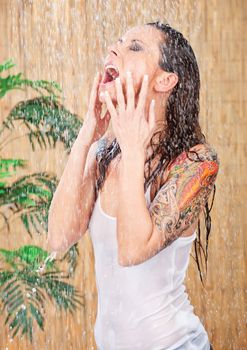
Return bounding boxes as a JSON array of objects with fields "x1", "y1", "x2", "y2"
[
  {"x1": 187, "y1": 142, "x2": 220, "y2": 165},
  {"x1": 166, "y1": 143, "x2": 220, "y2": 173},
  {"x1": 146, "y1": 143, "x2": 220, "y2": 254},
  {"x1": 151, "y1": 143, "x2": 219, "y2": 202}
]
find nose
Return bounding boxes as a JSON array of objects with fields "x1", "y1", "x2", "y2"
[{"x1": 107, "y1": 43, "x2": 118, "y2": 57}]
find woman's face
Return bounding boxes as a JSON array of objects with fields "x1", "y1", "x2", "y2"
[{"x1": 99, "y1": 25, "x2": 165, "y2": 105}]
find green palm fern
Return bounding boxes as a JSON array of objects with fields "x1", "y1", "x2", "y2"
[
  {"x1": 0, "y1": 58, "x2": 62, "y2": 99},
  {"x1": 0, "y1": 59, "x2": 86, "y2": 342},
  {"x1": 1, "y1": 170, "x2": 57, "y2": 236},
  {"x1": 0, "y1": 58, "x2": 82, "y2": 260},
  {"x1": 0, "y1": 248, "x2": 84, "y2": 341},
  {"x1": 0, "y1": 96, "x2": 82, "y2": 152},
  {"x1": 0, "y1": 245, "x2": 57, "y2": 270}
]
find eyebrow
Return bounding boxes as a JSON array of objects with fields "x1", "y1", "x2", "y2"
[{"x1": 118, "y1": 38, "x2": 145, "y2": 45}]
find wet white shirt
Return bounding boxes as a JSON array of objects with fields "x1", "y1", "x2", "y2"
[{"x1": 88, "y1": 183, "x2": 211, "y2": 350}]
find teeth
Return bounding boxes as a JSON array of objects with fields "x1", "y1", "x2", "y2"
[
  {"x1": 105, "y1": 64, "x2": 119, "y2": 73},
  {"x1": 105, "y1": 64, "x2": 119, "y2": 79}
]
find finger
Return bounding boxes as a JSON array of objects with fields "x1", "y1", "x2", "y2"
[
  {"x1": 89, "y1": 72, "x2": 101, "y2": 111},
  {"x1": 101, "y1": 109, "x2": 111, "y2": 121},
  {"x1": 104, "y1": 91, "x2": 118, "y2": 120},
  {"x1": 148, "y1": 99, "x2": 156, "y2": 130},
  {"x1": 126, "y1": 71, "x2": 135, "y2": 111},
  {"x1": 104, "y1": 91, "x2": 119, "y2": 137},
  {"x1": 137, "y1": 74, "x2": 149, "y2": 113},
  {"x1": 115, "y1": 77, "x2": 125, "y2": 112}
]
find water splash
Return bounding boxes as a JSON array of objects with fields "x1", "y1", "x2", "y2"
[{"x1": 36, "y1": 250, "x2": 57, "y2": 273}]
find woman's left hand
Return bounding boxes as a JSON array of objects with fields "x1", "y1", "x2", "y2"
[{"x1": 103, "y1": 71, "x2": 156, "y2": 155}]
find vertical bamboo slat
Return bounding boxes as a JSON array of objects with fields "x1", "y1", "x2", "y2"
[{"x1": 0, "y1": 1, "x2": 245, "y2": 349}]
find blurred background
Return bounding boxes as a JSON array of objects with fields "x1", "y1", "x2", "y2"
[{"x1": 0, "y1": 0, "x2": 246, "y2": 349}]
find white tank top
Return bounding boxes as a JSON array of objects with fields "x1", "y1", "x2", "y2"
[{"x1": 88, "y1": 183, "x2": 211, "y2": 350}]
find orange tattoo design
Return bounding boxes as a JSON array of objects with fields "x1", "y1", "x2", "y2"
[{"x1": 149, "y1": 145, "x2": 219, "y2": 248}]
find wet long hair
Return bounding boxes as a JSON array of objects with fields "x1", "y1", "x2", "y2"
[{"x1": 94, "y1": 21, "x2": 217, "y2": 286}]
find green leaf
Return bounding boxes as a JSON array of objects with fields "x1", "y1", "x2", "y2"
[
  {"x1": 29, "y1": 302, "x2": 44, "y2": 330},
  {"x1": 2, "y1": 288, "x2": 22, "y2": 311},
  {"x1": 0, "y1": 59, "x2": 62, "y2": 99},
  {"x1": 0, "y1": 59, "x2": 16, "y2": 73},
  {"x1": 1, "y1": 172, "x2": 58, "y2": 237},
  {"x1": 1, "y1": 96, "x2": 82, "y2": 152}
]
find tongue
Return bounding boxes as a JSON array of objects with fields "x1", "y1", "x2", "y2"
[
  {"x1": 108, "y1": 68, "x2": 118, "y2": 79},
  {"x1": 103, "y1": 71, "x2": 114, "y2": 84}
]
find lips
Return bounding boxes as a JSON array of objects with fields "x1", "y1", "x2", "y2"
[{"x1": 100, "y1": 63, "x2": 120, "y2": 86}]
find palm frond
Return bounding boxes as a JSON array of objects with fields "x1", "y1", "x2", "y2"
[
  {"x1": 0, "y1": 59, "x2": 83, "y2": 343},
  {"x1": 60, "y1": 243, "x2": 80, "y2": 277},
  {"x1": 0, "y1": 96, "x2": 82, "y2": 152},
  {"x1": 0, "y1": 59, "x2": 62, "y2": 99},
  {"x1": 0, "y1": 265, "x2": 83, "y2": 342},
  {"x1": 0, "y1": 172, "x2": 58, "y2": 236},
  {"x1": 0, "y1": 59, "x2": 16, "y2": 73},
  {"x1": 0, "y1": 159, "x2": 28, "y2": 202},
  {"x1": 0, "y1": 245, "x2": 57, "y2": 271}
]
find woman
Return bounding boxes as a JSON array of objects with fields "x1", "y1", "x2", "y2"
[{"x1": 48, "y1": 21, "x2": 218, "y2": 349}]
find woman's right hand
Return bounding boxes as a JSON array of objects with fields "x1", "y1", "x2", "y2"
[{"x1": 81, "y1": 72, "x2": 112, "y2": 144}]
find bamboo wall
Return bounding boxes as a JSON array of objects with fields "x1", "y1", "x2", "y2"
[{"x1": 0, "y1": 0, "x2": 246, "y2": 349}]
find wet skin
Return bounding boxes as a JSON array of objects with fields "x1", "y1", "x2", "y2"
[{"x1": 96, "y1": 25, "x2": 219, "y2": 254}]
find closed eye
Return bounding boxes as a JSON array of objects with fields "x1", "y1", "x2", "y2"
[{"x1": 129, "y1": 44, "x2": 142, "y2": 51}]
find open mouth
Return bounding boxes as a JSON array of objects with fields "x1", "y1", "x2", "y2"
[{"x1": 102, "y1": 65, "x2": 120, "y2": 84}]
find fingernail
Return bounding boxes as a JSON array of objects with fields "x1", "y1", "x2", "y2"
[
  {"x1": 144, "y1": 74, "x2": 148, "y2": 81},
  {"x1": 116, "y1": 77, "x2": 121, "y2": 83},
  {"x1": 127, "y1": 71, "x2": 132, "y2": 78}
]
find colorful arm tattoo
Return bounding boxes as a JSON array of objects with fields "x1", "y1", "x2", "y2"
[{"x1": 148, "y1": 145, "x2": 219, "y2": 250}]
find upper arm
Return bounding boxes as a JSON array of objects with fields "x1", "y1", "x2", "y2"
[
  {"x1": 149, "y1": 147, "x2": 219, "y2": 246},
  {"x1": 134, "y1": 146, "x2": 220, "y2": 264}
]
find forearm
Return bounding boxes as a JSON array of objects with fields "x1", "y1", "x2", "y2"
[
  {"x1": 47, "y1": 128, "x2": 94, "y2": 251},
  {"x1": 117, "y1": 149, "x2": 153, "y2": 265}
]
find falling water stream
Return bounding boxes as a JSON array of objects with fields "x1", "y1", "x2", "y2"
[{"x1": 0, "y1": 1, "x2": 245, "y2": 350}]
